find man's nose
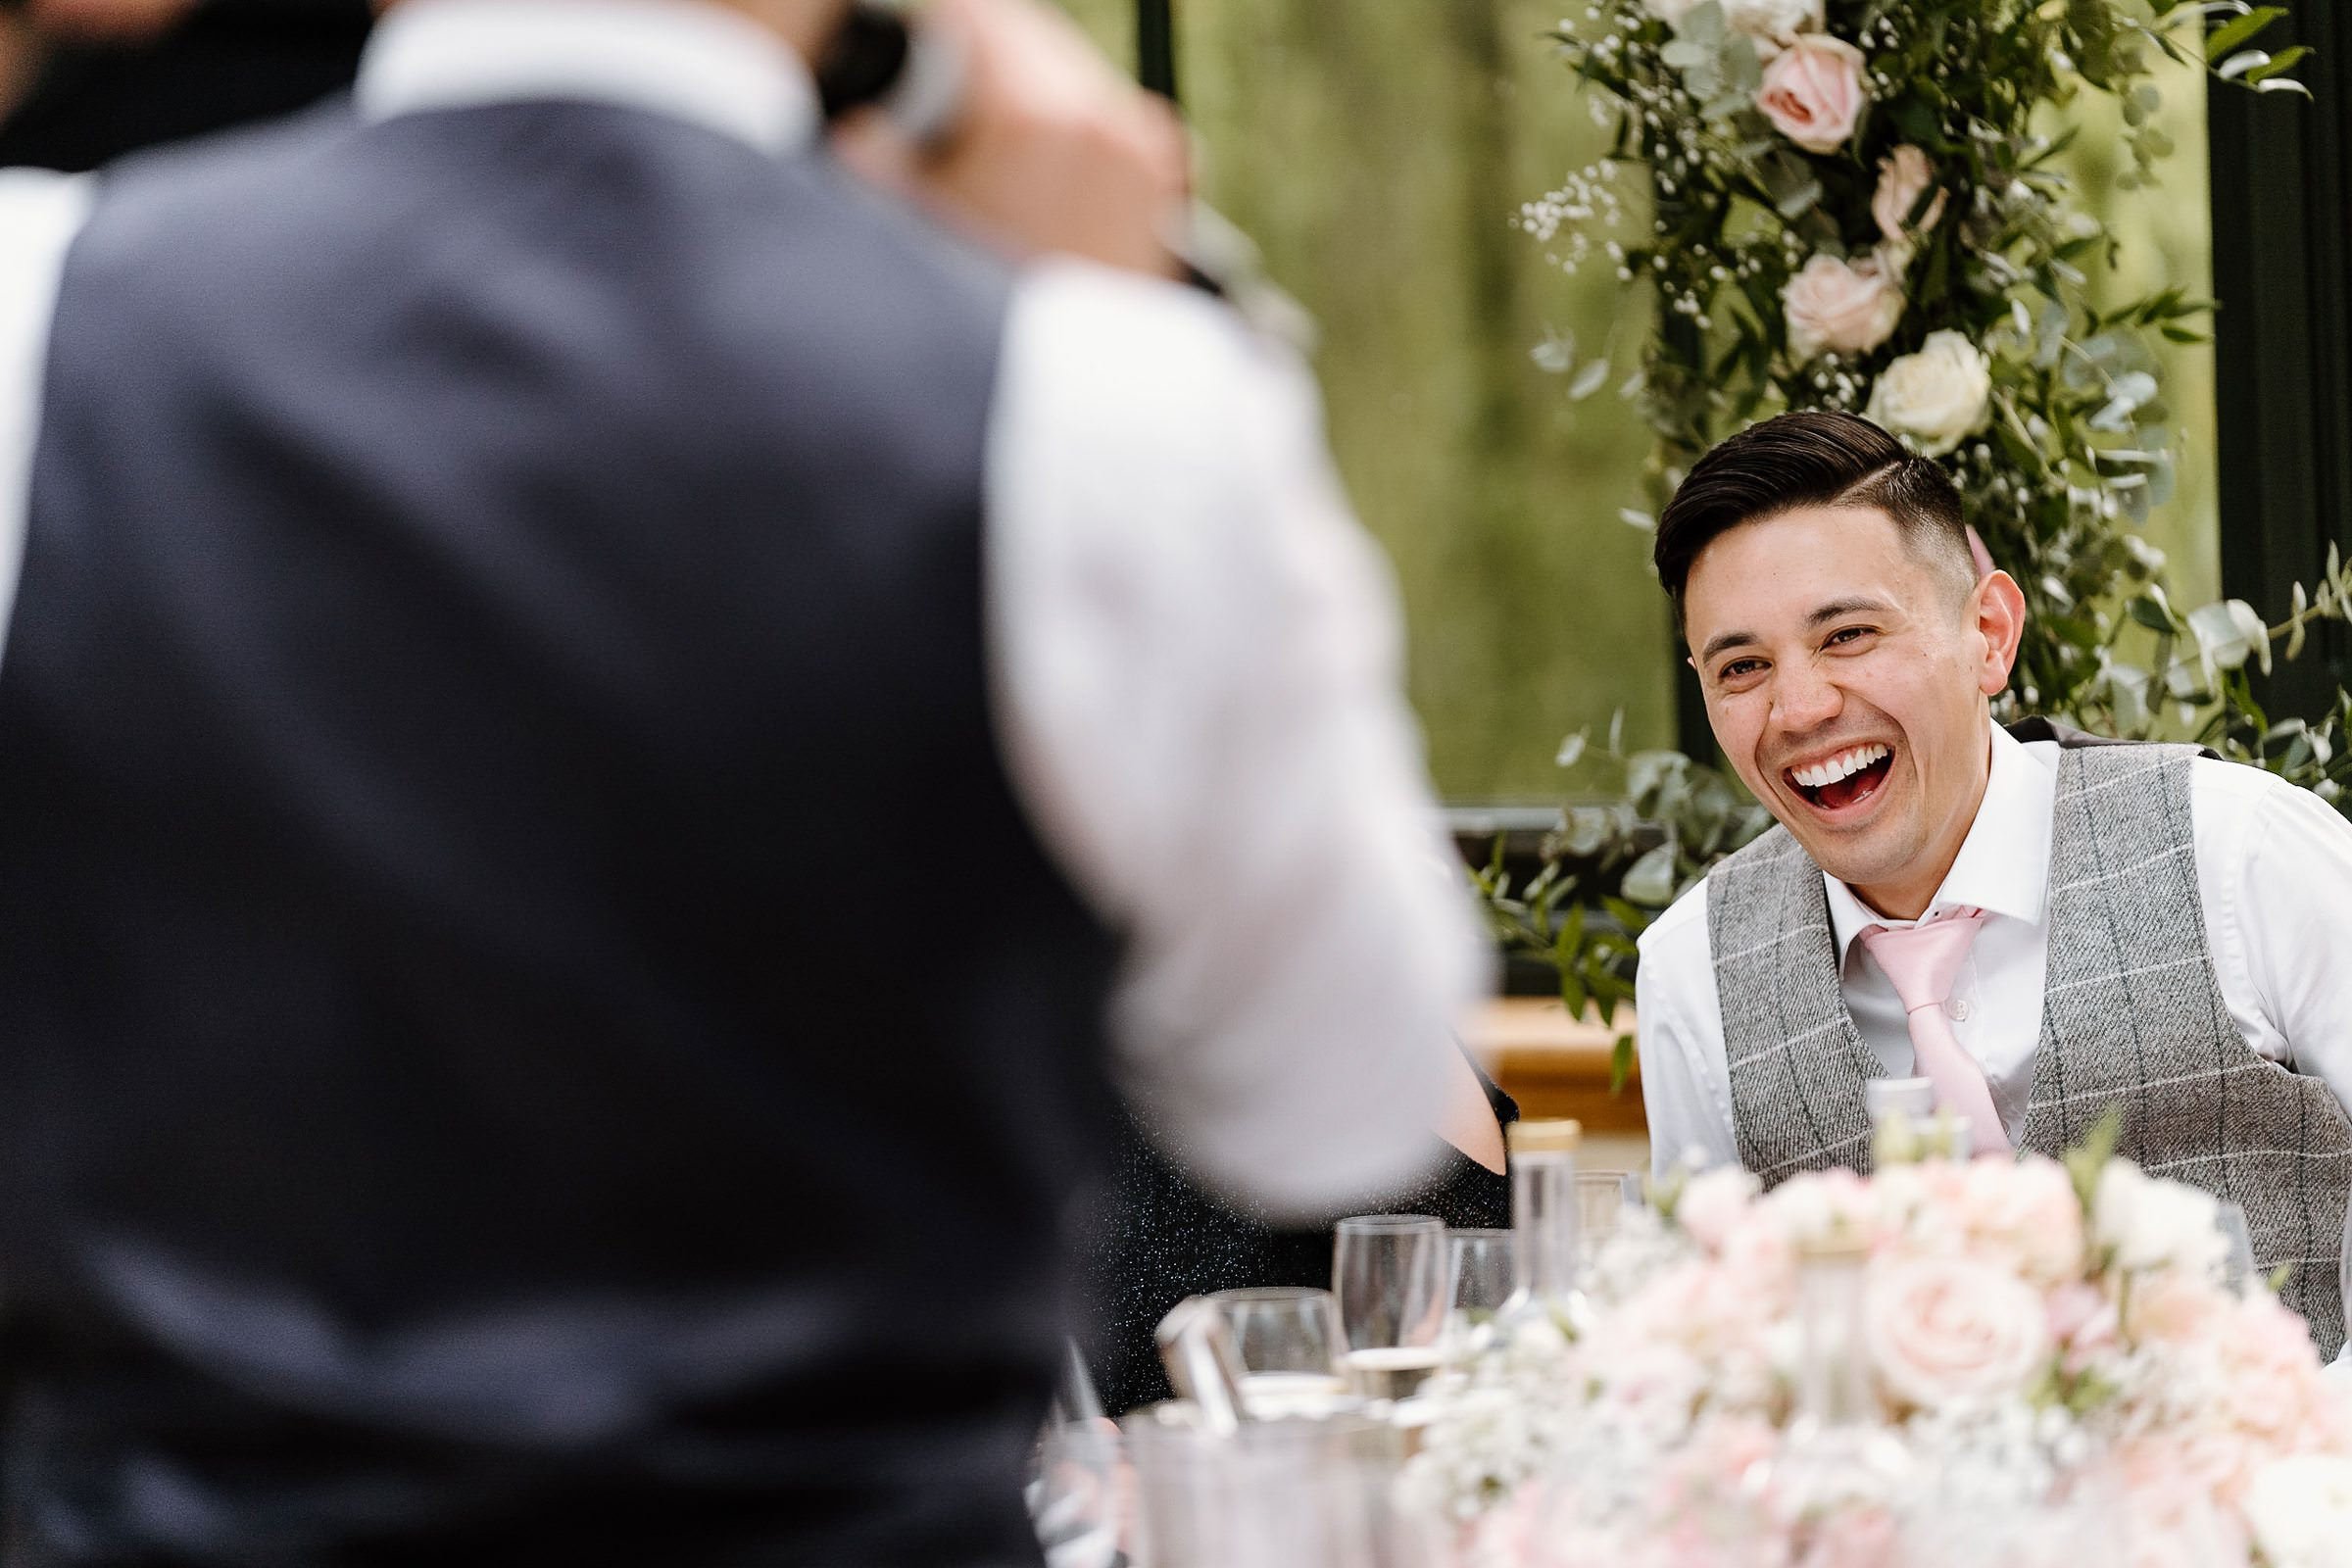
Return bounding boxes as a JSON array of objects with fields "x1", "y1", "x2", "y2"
[{"x1": 1769, "y1": 662, "x2": 1843, "y2": 734}]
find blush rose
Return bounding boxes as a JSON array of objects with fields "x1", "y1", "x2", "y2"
[
  {"x1": 1782, "y1": 252, "x2": 1903, "y2": 362},
  {"x1": 1864, "y1": 1256, "x2": 2050, "y2": 1409},
  {"x1": 1755, "y1": 33, "x2": 1866, "y2": 154}
]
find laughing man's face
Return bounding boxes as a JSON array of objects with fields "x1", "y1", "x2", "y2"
[{"x1": 1682, "y1": 504, "x2": 2011, "y2": 919}]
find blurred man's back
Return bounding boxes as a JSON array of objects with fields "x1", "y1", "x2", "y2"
[
  {"x1": 0, "y1": 1, "x2": 1482, "y2": 1561},
  {"x1": 0, "y1": 75, "x2": 1119, "y2": 1568}
]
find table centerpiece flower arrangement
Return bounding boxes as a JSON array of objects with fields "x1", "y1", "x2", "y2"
[{"x1": 1403, "y1": 1128, "x2": 2352, "y2": 1568}]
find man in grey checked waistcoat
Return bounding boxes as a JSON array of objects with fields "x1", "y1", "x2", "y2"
[{"x1": 1632, "y1": 410, "x2": 2352, "y2": 1357}]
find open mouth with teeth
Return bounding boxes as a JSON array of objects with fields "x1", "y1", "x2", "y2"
[{"x1": 1786, "y1": 743, "x2": 1893, "y2": 813}]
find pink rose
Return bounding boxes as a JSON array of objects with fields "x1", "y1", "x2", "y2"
[
  {"x1": 2091, "y1": 1462, "x2": 2254, "y2": 1568},
  {"x1": 1755, "y1": 33, "x2": 1866, "y2": 154},
  {"x1": 2213, "y1": 1293, "x2": 2328, "y2": 1447},
  {"x1": 1872, "y1": 144, "x2": 1948, "y2": 243},
  {"x1": 1676, "y1": 1166, "x2": 1761, "y2": 1252},
  {"x1": 1956, "y1": 1157, "x2": 2085, "y2": 1283},
  {"x1": 2128, "y1": 1270, "x2": 2230, "y2": 1347},
  {"x1": 1781, "y1": 252, "x2": 1903, "y2": 362},
  {"x1": 1865, "y1": 1256, "x2": 2050, "y2": 1408},
  {"x1": 2046, "y1": 1281, "x2": 2121, "y2": 1369}
]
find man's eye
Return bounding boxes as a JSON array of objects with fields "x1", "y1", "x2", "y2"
[
  {"x1": 1825, "y1": 626, "x2": 1876, "y2": 648},
  {"x1": 1719, "y1": 659, "x2": 1764, "y2": 681}
]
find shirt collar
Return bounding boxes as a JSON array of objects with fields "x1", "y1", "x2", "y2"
[
  {"x1": 356, "y1": 0, "x2": 820, "y2": 157},
  {"x1": 1825, "y1": 718, "x2": 2057, "y2": 962}
]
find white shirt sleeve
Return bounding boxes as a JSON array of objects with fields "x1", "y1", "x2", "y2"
[
  {"x1": 2193, "y1": 759, "x2": 2352, "y2": 1110},
  {"x1": 983, "y1": 262, "x2": 1489, "y2": 1218},
  {"x1": 1633, "y1": 880, "x2": 1741, "y2": 1179},
  {"x1": 0, "y1": 172, "x2": 94, "y2": 668}
]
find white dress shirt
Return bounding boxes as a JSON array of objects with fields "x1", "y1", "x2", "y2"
[
  {"x1": 0, "y1": 0, "x2": 1487, "y2": 1217},
  {"x1": 1637, "y1": 719, "x2": 2352, "y2": 1177}
]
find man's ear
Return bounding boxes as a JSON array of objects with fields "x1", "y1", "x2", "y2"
[{"x1": 1973, "y1": 569, "x2": 2027, "y2": 696}]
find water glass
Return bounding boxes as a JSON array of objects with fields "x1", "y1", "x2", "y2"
[
  {"x1": 1124, "y1": 1407, "x2": 1432, "y2": 1568},
  {"x1": 1030, "y1": 1343, "x2": 1124, "y2": 1568},
  {"x1": 2218, "y1": 1200, "x2": 2256, "y2": 1292},
  {"x1": 1209, "y1": 1287, "x2": 1349, "y2": 1418},
  {"x1": 1332, "y1": 1215, "x2": 1447, "y2": 1400},
  {"x1": 1575, "y1": 1171, "x2": 1639, "y2": 1267},
  {"x1": 1445, "y1": 1227, "x2": 1515, "y2": 1363}
]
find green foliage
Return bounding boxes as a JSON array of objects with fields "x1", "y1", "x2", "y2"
[
  {"x1": 2065, "y1": 1102, "x2": 2129, "y2": 1216},
  {"x1": 1490, "y1": 0, "x2": 2339, "y2": 1025}
]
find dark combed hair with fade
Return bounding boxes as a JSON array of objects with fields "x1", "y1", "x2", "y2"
[{"x1": 1652, "y1": 410, "x2": 1974, "y2": 616}]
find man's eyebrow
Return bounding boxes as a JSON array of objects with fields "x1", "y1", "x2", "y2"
[
  {"x1": 1807, "y1": 596, "x2": 1895, "y2": 626},
  {"x1": 1697, "y1": 629, "x2": 1759, "y2": 664},
  {"x1": 1697, "y1": 598, "x2": 1895, "y2": 665}
]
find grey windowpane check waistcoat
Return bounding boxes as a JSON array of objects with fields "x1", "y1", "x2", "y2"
[{"x1": 1708, "y1": 743, "x2": 2352, "y2": 1356}]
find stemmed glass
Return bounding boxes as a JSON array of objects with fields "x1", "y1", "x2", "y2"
[{"x1": 1332, "y1": 1214, "x2": 1447, "y2": 1400}]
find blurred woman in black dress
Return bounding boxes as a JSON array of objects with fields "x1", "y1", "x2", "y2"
[{"x1": 1087, "y1": 1043, "x2": 1514, "y2": 1414}]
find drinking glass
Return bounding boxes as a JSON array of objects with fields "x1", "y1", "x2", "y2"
[
  {"x1": 1208, "y1": 1287, "x2": 1349, "y2": 1418},
  {"x1": 1444, "y1": 1228, "x2": 1515, "y2": 1363},
  {"x1": 1030, "y1": 1343, "x2": 1124, "y2": 1568},
  {"x1": 1125, "y1": 1408, "x2": 1431, "y2": 1568},
  {"x1": 1575, "y1": 1171, "x2": 1638, "y2": 1269},
  {"x1": 2217, "y1": 1200, "x2": 2256, "y2": 1293},
  {"x1": 2341, "y1": 1210, "x2": 2352, "y2": 1321},
  {"x1": 1332, "y1": 1214, "x2": 1447, "y2": 1400}
]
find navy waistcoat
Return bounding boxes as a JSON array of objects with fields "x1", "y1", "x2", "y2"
[{"x1": 0, "y1": 98, "x2": 1118, "y2": 1565}]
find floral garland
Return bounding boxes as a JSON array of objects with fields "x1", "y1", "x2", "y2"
[
  {"x1": 1403, "y1": 1139, "x2": 2352, "y2": 1568},
  {"x1": 1484, "y1": 0, "x2": 2348, "y2": 1027}
]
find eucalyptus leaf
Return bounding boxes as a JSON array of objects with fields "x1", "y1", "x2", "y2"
[
  {"x1": 1621, "y1": 842, "x2": 1680, "y2": 908},
  {"x1": 1626, "y1": 749, "x2": 1690, "y2": 816},
  {"x1": 2189, "y1": 598, "x2": 2262, "y2": 672},
  {"x1": 2128, "y1": 589, "x2": 2176, "y2": 632},
  {"x1": 1609, "y1": 1034, "x2": 1636, "y2": 1096},
  {"x1": 2230, "y1": 598, "x2": 2274, "y2": 675},
  {"x1": 2107, "y1": 666, "x2": 2152, "y2": 733},
  {"x1": 2204, "y1": 7, "x2": 2285, "y2": 65},
  {"x1": 1562, "y1": 806, "x2": 1614, "y2": 858},
  {"x1": 1724, "y1": 34, "x2": 1763, "y2": 93},
  {"x1": 1678, "y1": 1, "x2": 1726, "y2": 42}
]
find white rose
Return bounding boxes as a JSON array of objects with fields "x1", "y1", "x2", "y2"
[
  {"x1": 1642, "y1": 0, "x2": 1702, "y2": 25},
  {"x1": 1872, "y1": 144, "x2": 1948, "y2": 244},
  {"x1": 1863, "y1": 329, "x2": 1991, "y2": 457},
  {"x1": 1864, "y1": 1256, "x2": 2051, "y2": 1409},
  {"x1": 2090, "y1": 1159, "x2": 2227, "y2": 1277},
  {"x1": 1781, "y1": 252, "x2": 1903, "y2": 363},
  {"x1": 2246, "y1": 1455, "x2": 2352, "y2": 1568},
  {"x1": 1722, "y1": 0, "x2": 1822, "y2": 58}
]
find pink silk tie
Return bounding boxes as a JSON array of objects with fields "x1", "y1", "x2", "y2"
[{"x1": 1857, "y1": 907, "x2": 2011, "y2": 1156}]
